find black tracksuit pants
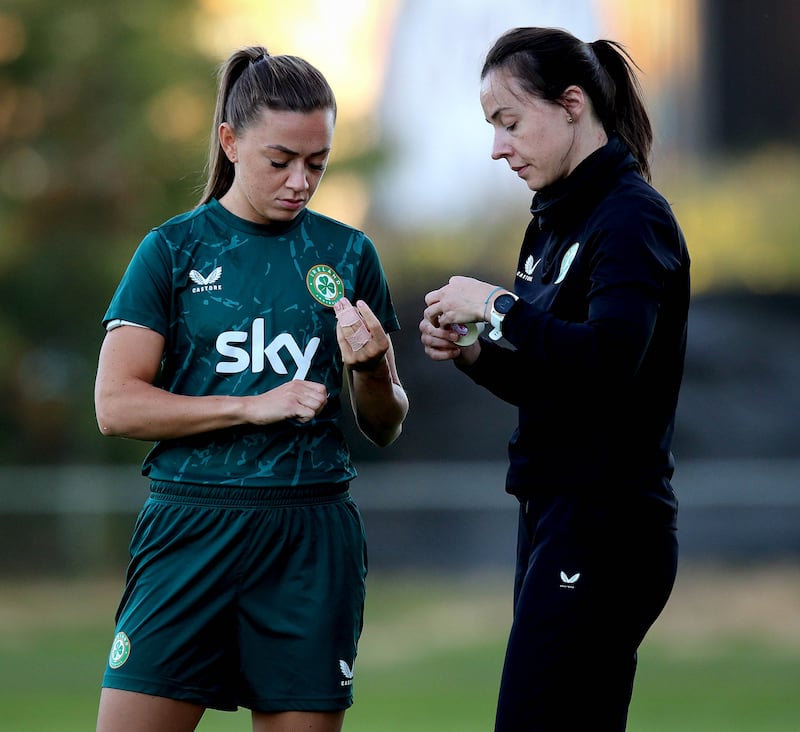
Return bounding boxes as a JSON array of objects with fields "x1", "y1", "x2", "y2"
[{"x1": 494, "y1": 492, "x2": 678, "y2": 732}]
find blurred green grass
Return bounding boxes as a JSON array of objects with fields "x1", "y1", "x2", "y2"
[{"x1": 0, "y1": 566, "x2": 798, "y2": 731}]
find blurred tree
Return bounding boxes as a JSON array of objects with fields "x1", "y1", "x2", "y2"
[{"x1": 0, "y1": 0, "x2": 215, "y2": 463}]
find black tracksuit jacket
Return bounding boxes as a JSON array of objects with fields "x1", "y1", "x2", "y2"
[{"x1": 461, "y1": 135, "x2": 690, "y2": 527}]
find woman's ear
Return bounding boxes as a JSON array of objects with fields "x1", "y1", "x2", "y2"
[
  {"x1": 559, "y1": 85, "x2": 586, "y2": 123},
  {"x1": 219, "y1": 123, "x2": 238, "y2": 163}
]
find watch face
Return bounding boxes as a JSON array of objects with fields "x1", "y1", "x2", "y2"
[{"x1": 494, "y1": 294, "x2": 516, "y2": 314}]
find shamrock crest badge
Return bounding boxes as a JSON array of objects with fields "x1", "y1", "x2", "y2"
[{"x1": 306, "y1": 264, "x2": 345, "y2": 306}]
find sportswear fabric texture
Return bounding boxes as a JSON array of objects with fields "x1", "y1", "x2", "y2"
[
  {"x1": 102, "y1": 482, "x2": 367, "y2": 712},
  {"x1": 459, "y1": 135, "x2": 689, "y2": 731},
  {"x1": 103, "y1": 199, "x2": 399, "y2": 487}
]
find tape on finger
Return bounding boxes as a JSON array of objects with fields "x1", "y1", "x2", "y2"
[{"x1": 334, "y1": 297, "x2": 373, "y2": 351}]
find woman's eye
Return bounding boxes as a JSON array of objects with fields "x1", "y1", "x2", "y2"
[
  {"x1": 506, "y1": 123, "x2": 517, "y2": 132},
  {"x1": 309, "y1": 163, "x2": 326, "y2": 172},
  {"x1": 270, "y1": 161, "x2": 289, "y2": 169}
]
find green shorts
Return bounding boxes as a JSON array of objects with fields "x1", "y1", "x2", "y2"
[{"x1": 102, "y1": 481, "x2": 367, "y2": 713}]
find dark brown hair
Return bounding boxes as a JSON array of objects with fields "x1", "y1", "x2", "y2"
[
  {"x1": 482, "y1": 27, "x2": 653, "y2": 180},
  {"x1": 199, "y1": 46, "x2": 337, "y2": 204}
]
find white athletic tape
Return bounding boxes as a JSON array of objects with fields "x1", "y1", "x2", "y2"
[{"x1": 453, "y1": 322, "x2": 485, "y2": 347}]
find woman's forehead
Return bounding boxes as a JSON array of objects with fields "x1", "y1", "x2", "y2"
[
  {"x1": 248, "y1": 107, "x2": 334, "y2": 147},
  {"x1": 480, "y1": 70, "x2": 527, "y2": 114}
]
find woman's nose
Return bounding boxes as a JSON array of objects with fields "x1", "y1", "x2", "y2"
[
  {"x1": 287, "y1": 163, "x2": 309, "y2": 190},
  {"x1": 491, "y1": 133, "x2": 511, "y2": 161}
]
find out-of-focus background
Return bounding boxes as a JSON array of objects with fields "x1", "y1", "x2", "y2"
[{"x1": 1, "y1": 0, "x2": 799, "y2": 730}]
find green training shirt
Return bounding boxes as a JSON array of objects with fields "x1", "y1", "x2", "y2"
[{"x1": 103, "y1": 198, "x2": 400, "y2": 487}]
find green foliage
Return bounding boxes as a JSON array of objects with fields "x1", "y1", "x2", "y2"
[
  {"x1": 658, "y1": 147, "x2": 800, "y2": 294},
  {"x1": 0, "y1": 0, "x2": 214, "y2": 464}
]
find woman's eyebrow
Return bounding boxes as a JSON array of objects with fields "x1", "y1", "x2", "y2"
[
  {"x1": 486, "y1": 105, "x2": 512, "y2": 122},
  {"x1": 266, "y1": 144, "x2": 331, "y2": 156}
]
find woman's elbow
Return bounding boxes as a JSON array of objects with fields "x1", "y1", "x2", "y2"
[
  {"x1": 95, "y1": 406, "x2": 123, "y2": 437},
  {"x1": 362, "y1": 422, "x2": 403, "y2": 448},
  {"x1": 94, "y1": 390, "x2": 129, "y2": 437},
  {"x1": 359, "y1": 398, "x2": 408, "y2": 447}
]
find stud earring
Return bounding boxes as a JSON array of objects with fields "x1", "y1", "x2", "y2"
[{"x1": 567, "y1": 116, "x2": 574, "y2": 124}]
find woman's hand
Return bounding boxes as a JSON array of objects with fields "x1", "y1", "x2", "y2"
[
  {"x1": 335, "y1": 298, "x2": 408, "y2": 446},
  {"x1": 335, "y1": 298, "x2": 391, "y2": 372},
  {"x1": 420, "y1": 276, "x2": 505, "y2": 364},
  {"x1": 419, "y1": 311, "x2": 481, "y2": 363},
  {"x1": 423, "y1": 276, "x2": 502, "y2": 328},
  {"x1": 243, "y1": 380, "x2": 329, "y2": 425}
]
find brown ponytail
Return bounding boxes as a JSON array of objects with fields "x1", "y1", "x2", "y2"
[
  {"x1": 199, "y1": 46, "x2": 337, "y2": 205},
  {"x1": 588, "y1": 39, "x2": 652, "y2": 181}
]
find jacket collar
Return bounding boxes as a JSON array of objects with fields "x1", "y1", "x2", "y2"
[{"x1": 529, "y1": 134, "x2": 640, "y2": 231}]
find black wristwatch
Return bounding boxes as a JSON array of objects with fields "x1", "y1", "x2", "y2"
[{"x1": 488, "y1": 292, "x2": 518, "y2": 341}]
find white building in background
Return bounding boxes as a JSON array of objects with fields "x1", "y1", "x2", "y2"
[{"x1": 372, "y1": 0, "x2": 598, "y2": 230}]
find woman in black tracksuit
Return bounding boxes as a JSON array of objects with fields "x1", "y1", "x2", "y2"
[{"x1": 420, "y1": 27, "x2": 690, "y2": 731}]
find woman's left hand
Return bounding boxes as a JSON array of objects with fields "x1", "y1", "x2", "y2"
[
  {"x1": 335, "y1": 298, "x2": 390, "y2": 371},
  {"x1": 337, "y1": 298, "x2": 408, "y2": 447},
  {"x1": 423, "y1": 275, "x2": 499, "y2": 328}
]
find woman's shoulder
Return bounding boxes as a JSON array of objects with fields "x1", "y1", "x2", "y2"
[
  {"x1": 589, "y1": 174, "x2": 688, "y2": 266},
  {"x1": 303, "y1": 209, "x2": 381, "y2": 261},
  {"x1": 152, "y1": 204, "x2": 213, "y2": 234},
  {"x1": 596, "y1": 172, "x2": 678, "y2": 227},
  {"x1": 304, "y1": 208, "x2": 368, "y2": 237}
]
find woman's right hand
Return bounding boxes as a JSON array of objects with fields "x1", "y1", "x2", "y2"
[
  {"x1": 418, "y1": 313, "x2": 481, "y2": 365},
  {"x1": 244, "y1": 380, "x2": 329, "y2": 425}
]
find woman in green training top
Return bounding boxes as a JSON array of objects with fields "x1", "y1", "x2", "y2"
[{"x1": 94, "y1": 45, "x2": 408, "y2": 732}]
